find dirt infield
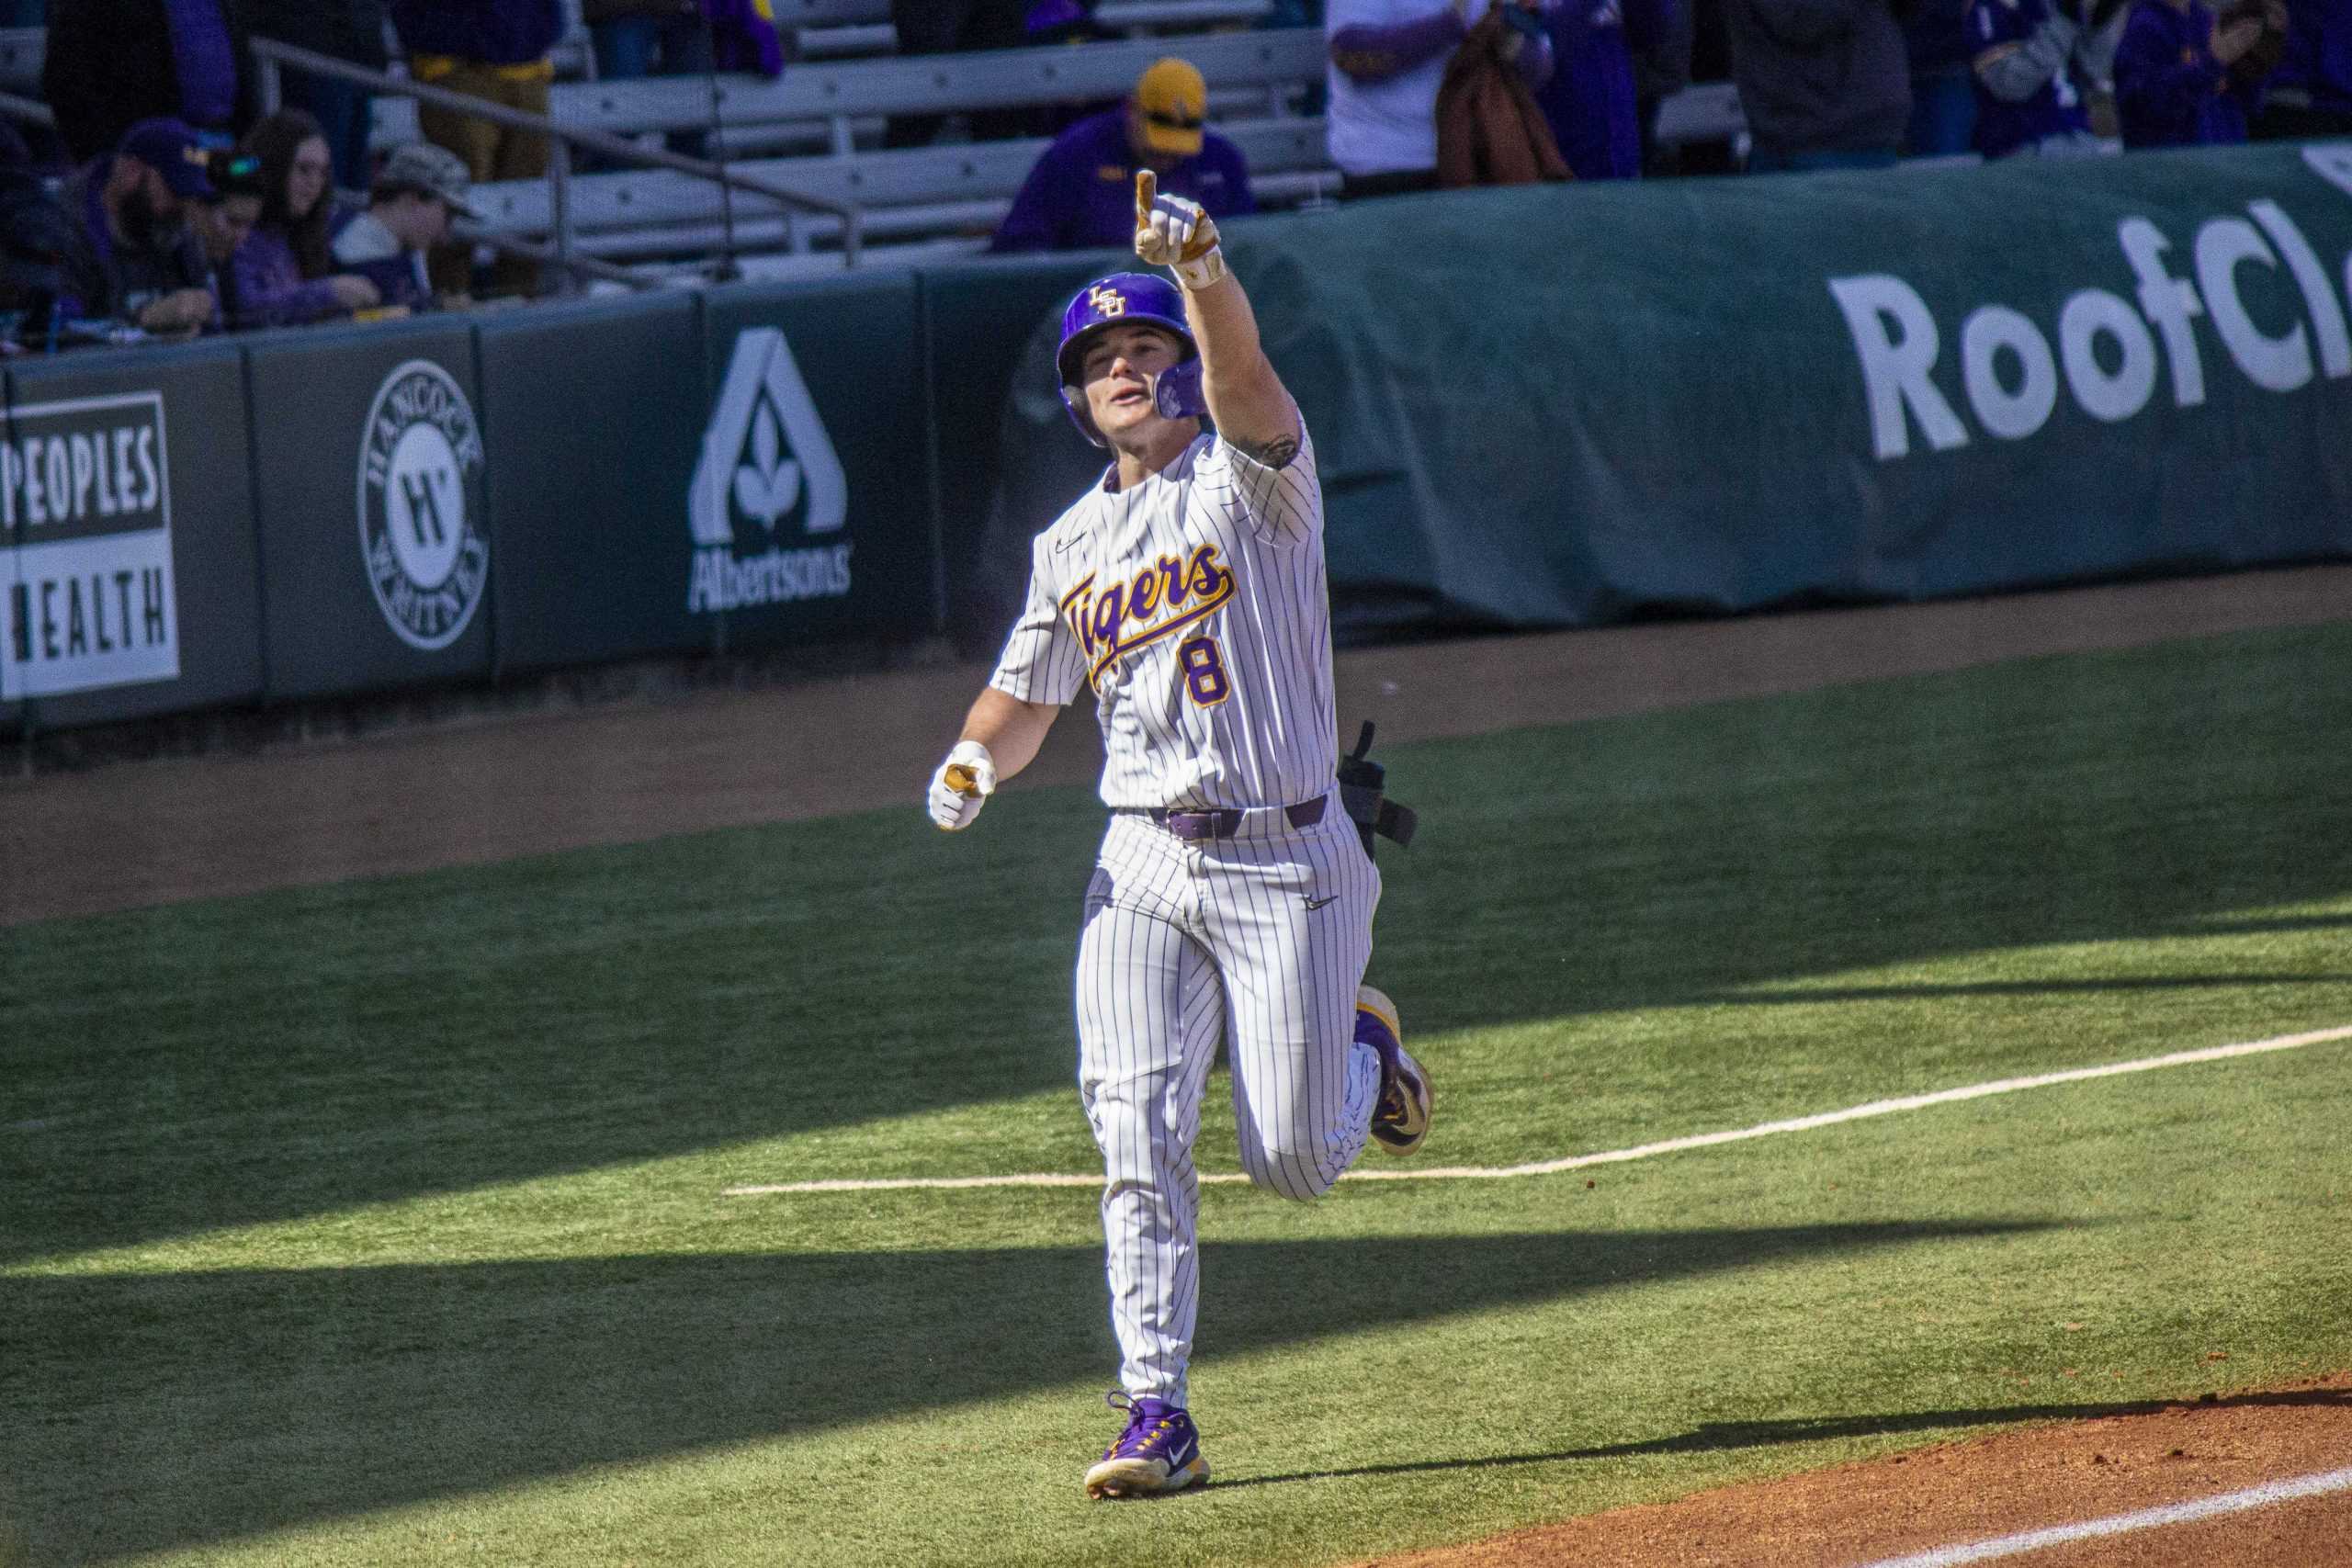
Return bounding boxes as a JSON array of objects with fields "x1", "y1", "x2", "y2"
[
  {"x1": 1369, "y1": 1377, "x2": 2352, "y2": 1568},
  {"x1": 5, "y1": 562, "x2": 2350, "y2": 929},
  {"x1": 6, "y1": 561, "x2": 2350, "y2": 1565}
]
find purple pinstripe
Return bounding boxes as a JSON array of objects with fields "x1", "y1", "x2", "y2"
[
  {"x1": 988, "y1": 420, "x2": 1385, "y2": 1410},
  {"x1": 1078, "y1": 807, "x2": 1382, "y2": 1405}
]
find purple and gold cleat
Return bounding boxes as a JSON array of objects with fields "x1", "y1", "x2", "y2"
[
  {"x1": 1084, "y1": 1390, "x2": 1209, "y2": 1499},
  {"x1": 1358, "y1": 985, "x2": 1430, "y2": 1156}
]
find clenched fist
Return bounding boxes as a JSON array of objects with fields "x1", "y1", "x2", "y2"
[
  {"x1": 1135, "y1": 170, "x2": 1226, "y2": 292},
  {"x1": 927, "y1": 740, "x2": 996, "y2": 831}
]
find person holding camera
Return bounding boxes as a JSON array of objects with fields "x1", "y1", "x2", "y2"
[
  {"x1": 1966, "y1": 0, "x2": 2115, "y2": 155},
  {"x1": 2112, "y1": 0, "x2": 2282, "y2": 143},
  {"x1": 1327, "y1": 0, "x2": 1555, "y2": 197}
]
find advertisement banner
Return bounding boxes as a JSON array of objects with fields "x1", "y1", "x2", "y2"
[
  {"x1": 478, "y1": 292, "x2": 718, "y2": 674},
  {"x1": 989, "y1": 142, "x2": 2352, "y2": 633},
  {"x1": 4, "y1": 341, "x2": 262, "y2": 728},
  {"x1": 697, "y1": 275, "x2": 936, "y2": 649},
  {"x1": 248, "y1": 319, "x2": 493, "y2": 701}
]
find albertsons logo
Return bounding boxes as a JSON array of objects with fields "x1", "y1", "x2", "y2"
[{"x1": 686, "y1": 327, "x2": 851, "y2": 614}]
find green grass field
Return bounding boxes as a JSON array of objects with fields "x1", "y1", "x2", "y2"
[{"x1": 6, "y1": 620, "x2": 2352, "y2": 1567}]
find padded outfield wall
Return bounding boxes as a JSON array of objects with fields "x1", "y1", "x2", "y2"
[
  {"x1": 986, "y1": 141, "x2": 2352, "y2": 636},
  {"x1": 4, "y1": 141, "x2": 2348, "y2": 736}
]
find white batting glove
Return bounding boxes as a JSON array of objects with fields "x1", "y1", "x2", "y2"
[
  {"x1": 927, "y1": 740, "x2": 996, "y2": 831},
  {"x1": 1134, "y1": 169, "x2": 1226, "y2": 292}
]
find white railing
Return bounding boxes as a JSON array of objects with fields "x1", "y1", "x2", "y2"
[{"x1": 249, "y1": 35, "x2": 865, "y2": 287}]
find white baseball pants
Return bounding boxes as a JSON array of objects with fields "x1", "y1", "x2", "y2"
[{"x1": 1074, "y1": 793, "x2": 1383, "y2": 1408}]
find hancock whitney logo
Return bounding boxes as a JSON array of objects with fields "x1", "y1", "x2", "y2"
[
  {"x1": 686, "y1": 327, "x2": 852, "y2": 614},
  {"x1": 357, "y1": 359, "x2": 487, "y2": 651}
]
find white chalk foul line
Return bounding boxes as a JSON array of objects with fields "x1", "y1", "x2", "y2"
[
  {"x1": 1853, "y1": 1464, "x2": 2352, "y2": 1568},
  {"x1": 721, "y1": 1024, "x2": 2352, "y2": 1197}
]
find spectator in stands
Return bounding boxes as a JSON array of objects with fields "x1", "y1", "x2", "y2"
[
  {"x1": 588, "y1": 0, "x2": 709, "y2": 80},
  {"x1": 1439, "y1": 2, "x2": 1569, "y2": 180},
  {"x1": 42, "y1": 0, "x2": 249, "y2": 165},
  {"x1": 389, "y1": 0, "x2": 562, "y2": 298},
  {"x1": 0, "y1": 119, "x2": 83, "y2": 343},
  {"x1": 1629, "y1": 0, "x2": 1694, "y2": 171},
  {"x1": 1024, "y1": 0, "x2": 1115, "y2": 39},
  {"x1": 1537, "y1": 0, "x2": 1673, "y2": 178},
  {"x1": 57, "y1": 118, "x2": 223, "y2": 335},
  {"x1": 989, "y1": 58, "x2": 1257, "y2": 252},
  {"x1": 245, "y1": 1, "x2": 392, "y2": 196},
  {"x1": 192, "y1": 148, "x2": 264, "y2": 311},
  {"x1": 328, "y1": 141, "x2": 476, "y2": 312},
  {"x1": 1966, "y1": 0, "x2": 2112, "y2": 153},
  {"x1": 2112, "y1": 0, "x2": 2277, "y2": 141},
  {"x1": 1675, "y1": 0, "x2": 1742, "y2": 168},
  {"x1": 886, "y1": 0, "x2": 1036, "y2": 147},
  {"x1": 1327, "y1": 0, "x2": 1555, "y2": 197},
  {"x1": 1020, "y1": 0, "x2": 1137, "y2": 132},
  {"x1": 226, "y1": 109, "x2": 385, "y2": 329},
  {"x1": 1904, "y1": 0, "x2": 1981, "y2": 152},
  {"x1": 2252, "y1": 0, "x2": 2352, "y2": 134},
  {"x1": 1724, "y1": 0, "x2": 1912, "y2": 168},
  {"x1": 584, "y1": 1, "x2": 789, "y2": 160},
  {"x1": 705, "y1": 0, "x2": 793, "y2": 72}
]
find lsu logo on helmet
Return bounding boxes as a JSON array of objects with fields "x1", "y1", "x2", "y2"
[{"x1": 1088, "y1": 286, "x2": 1127, "y2": 318}]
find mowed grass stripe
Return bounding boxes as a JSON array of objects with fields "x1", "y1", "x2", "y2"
[
  {"x1": 722, "y1": 1023, "x2": 2352, "y2": 1193},
  {"x1": 2, "y1": 619, "x2": 2349, "y2": 1568}
]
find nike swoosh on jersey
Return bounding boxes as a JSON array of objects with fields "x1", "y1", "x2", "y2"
[{"x1": 1304, "y1": 895, "x2": 1339, "y2": 911}]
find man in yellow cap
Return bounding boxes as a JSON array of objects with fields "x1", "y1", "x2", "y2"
[{"x1": 989, "y1": 57, "x2": 1256, "y2": 252}]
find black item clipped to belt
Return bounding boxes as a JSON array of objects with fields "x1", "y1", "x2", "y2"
[{"x1": 1336, "y1": 721, "x2": 1418, "y2": 863}]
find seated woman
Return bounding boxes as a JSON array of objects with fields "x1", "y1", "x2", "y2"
[{"x1": 225, "y1": 108, "x2": 381, "y2": 330}]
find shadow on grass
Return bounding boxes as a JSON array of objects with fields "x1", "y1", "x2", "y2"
[
  {"x1": 1702, "y1": 975, "x2": 2352, "y2": 1006},
  {"x1": 0, "y1": 1221, "x2": 2044, "y2": 1564},
  {"x1": 1216, "y1": 1386, "x2": 2352, "y2": 1491},
  {"x1": 6, "y1": 624, "x2": 2352, "y2": 1265},
  {"x1": 2180, "y1": 913, "x2": 2352, "y2": 937}
]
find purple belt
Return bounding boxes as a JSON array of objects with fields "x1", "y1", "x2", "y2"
[{"x1": 1122, "y1": 795, "x2": 1329, "y2": 842}]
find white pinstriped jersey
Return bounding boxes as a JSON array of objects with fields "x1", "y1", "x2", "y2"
[{"x1": 988, "y1": 424, "x2": 1332, "y2": 811}]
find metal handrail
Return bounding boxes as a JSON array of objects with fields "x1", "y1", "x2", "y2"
[
  {"x1": 0, "y1": 88, "x2": 51, "y2": 129},
  {"x1": 248, "y1": 36, "x2": 865, "y2": 283}
]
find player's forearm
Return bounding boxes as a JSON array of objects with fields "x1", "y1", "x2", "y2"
[
  {"x1": 959, "y1": 685, "x2": 1059, "y2": 780},
  {"x1": 1183, "y1": 275, "x2": 1299, "y2": 463}
]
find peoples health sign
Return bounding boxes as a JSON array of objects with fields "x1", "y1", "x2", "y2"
[{"x1": 0, "y1": 390, "x2": 177, "y2": 700}]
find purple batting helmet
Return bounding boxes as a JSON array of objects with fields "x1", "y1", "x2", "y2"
[{"x1": 1056, "y1": 271, "x2": 1198, "y2": 447}]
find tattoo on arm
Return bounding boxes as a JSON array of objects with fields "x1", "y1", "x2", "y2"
[{"x1": 1235, "y1": 432, "x2": 1300, "y2": 470}]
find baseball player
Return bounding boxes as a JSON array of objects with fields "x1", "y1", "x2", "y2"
[{"x1": 924, "y1": 171, "x2": 1431, "y2": 1501}]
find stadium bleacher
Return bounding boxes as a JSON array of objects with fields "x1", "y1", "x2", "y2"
[
  {"x1": 454, "y1": 25, "x2": 1744, "y2": 278},
  {"x1": 462, "y1": 28, "x2": 1329, "y2": 275},
  {"x1": 0, "y1": 9, "x2": 1753, "y2": 288},
  {"x1": 465, "y1": 114, "x2": 1336, "y2": 277},
  {"x1": 542, "y1": 27, "x2": 1317, "y2": 152}
]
